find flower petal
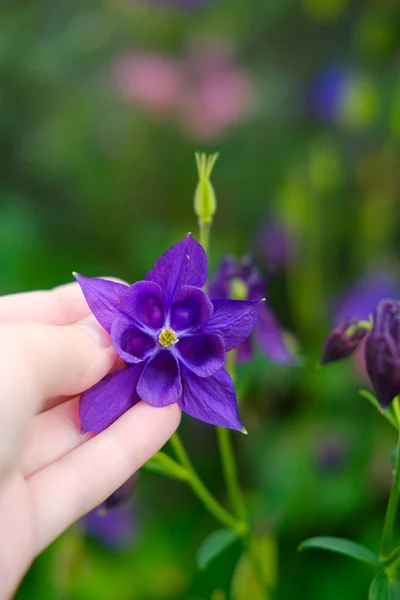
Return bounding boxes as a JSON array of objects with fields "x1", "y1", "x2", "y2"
[
  {"x1": 144, "y1": 234, "x2": 208, "y2": 306},
  {"x1": 123, "y1": 281, "x2": 165, "y2": 330},
  {"x1": 80, "y1": 365, "x2": 143, "y2": 433},
  {"x1": 176, "y1": 333, "x2": 225, "y2": 377},
  {"x1": 111, "y1": 318, "x2": 156, "y2": 364},
  {"x1": 208, "y1": 256, "x2": 237, "y2": 299},
  {"x1": 365, "y1": 299, "x2": 400, "y2": 408},
  {"x1": 202, "y1": 298, "x2": 262, "y2": 351},
  {"x1": 170, "y1": 285, "x2": 213, "y2": 331},
  {"x1": 255, "y1": 304, "x2": 293, "y2": 363},
  {"x1": 74, "y1": 274, "x2": 129, "y2": 333},
  {"x1": 137, "y1": 351, "x2": 182, "y2": 407},
  {"x1": 179, "y1": 366, "x2": 244, "y2": 431}
]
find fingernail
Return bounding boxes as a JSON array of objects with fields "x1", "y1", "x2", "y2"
[{"x1": 75, "y1": 316, "x2": 113, "y2": 348}]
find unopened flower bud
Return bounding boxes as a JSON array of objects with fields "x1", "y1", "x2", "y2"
[
  {"x1": 194, "y1": 152, "x2": 219, "y2": 225},
  {"x1": 321, "y1": 318, "x2": 367, "y2": 365},
  {"x1": 104, "y1": 475, "x2": 136, "y2": 510},
  {"x1": 365, "y1": 299, "x2": 400, "y2": 408}
]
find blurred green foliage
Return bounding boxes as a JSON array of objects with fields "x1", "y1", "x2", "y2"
[{"x1": 3, "y1": 0, "x2": 400, "y2": 598}]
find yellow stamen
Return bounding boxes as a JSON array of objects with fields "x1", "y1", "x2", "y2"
[{"x1": 158, "y1": 329, "x2": 179, "y2": 348}]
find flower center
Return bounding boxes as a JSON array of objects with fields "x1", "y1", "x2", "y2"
[
  {"x1": 230, "y1": 277, "x2": 248, "y2": 301},
  {"x1": 158, "y1": 328, "x2": 179, "y2": 348}
]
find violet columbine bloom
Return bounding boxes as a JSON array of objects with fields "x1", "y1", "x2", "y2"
[
  {"x1": 321, "y1": 318, "x2": 368, "y2": 365},
  {"x1": 365, "y1": 299, "x2": 400, "y2": 408},
  {"x1": 75, "y1": 235, "x2": 262, "y2": 432},
  {"x1": 208, "y1": 255, "x2": 293, "y2": 364}
]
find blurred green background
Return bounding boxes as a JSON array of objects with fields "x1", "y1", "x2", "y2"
[{"x1": 3, "y1": 0, "x2": 400, "y2": 598}]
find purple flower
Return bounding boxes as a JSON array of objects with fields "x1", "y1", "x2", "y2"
[
  {"x1": 255, "y1": 221, "x2": 294, "y2": 275},
  {"x1": 333, "y1": 271, "x2": 398, "y2": 325},
  {"x1": 311, "y1": 67, "x2": 349, "y2": 122},
  {"x1": 75, "y1": 235, "x2": 262, "y2": 432},
  {"x1": 365, "y1": 299, "x2": 400, "y2": 408},
  {"x1": 321, "y1": 318, "x2": 368, "y2": 365},
  {"x1": 84, "y1": 478, "x2": 137, "y2": 549},
  {"x1": 315, "y1": 436, "x2": 349, "y2": 472},
  {"x1": 208, "y1": 255, "x2": 293, "y2": 364}
]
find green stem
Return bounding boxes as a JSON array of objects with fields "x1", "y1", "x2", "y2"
[
  {"x1": 170, "y1": 433, "x2": 247, "y2": 535},
  {"x1": 245, "y1": 536, "x2": 272, "y2": 599},
  {"x1": 216, "y1": 427, "x2": 248, "y2": 522},
  {"x1": 359, "y1": 390, "x2": 398, "y2": 430},
  {"x1": 217, "y1": 350, "x2": 248, "y2": 521},
  {"x1": 199, "y1": 221, "x2": 211, "y2": 255},
  {"x1": 218, "y1": 353, "x2": 268, "y2": 598},
  {"x1": 226, "y1": 349, "x2": 237, "y2": 384},
  {"x1": 382, "y1": 543, "x2": 400, "y2": 567},
  {"x1": 393, "y1": 399, "x2": 400, "y2": 429},
  {"x1": 380, "y1": 412, "x2": 400, "y2": 557}
]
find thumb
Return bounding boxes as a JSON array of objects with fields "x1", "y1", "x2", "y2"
[
  {"x1": 0, "y1": 318, "x2": 117, "y2": 473},
  {"x1": 0, "y1": 317, "x2": 117, "y2": 413}
]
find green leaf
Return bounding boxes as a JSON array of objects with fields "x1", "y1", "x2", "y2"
[
  {"x1": 359, "y1": 390, "x2": 398, "y2": 429},
  {"x1": 298, "y1": 537, "x2": 381, "y2": 568},
  {"x1": 369, "y1": 571, "x2": 390, "y2": 600},
  {"x1": 197, "y1": 528, "x2": 239, "y2": 569},
  {"x1": 143, "y1": 452, "x2": 187, "y2": 481},
  {"x1": 231, "y1": 535, "x2": 277, "y2": 600}
]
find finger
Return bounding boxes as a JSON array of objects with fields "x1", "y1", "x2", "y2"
[
  {"x1": 0, "y1": 319, "x2": 116, "y2": 475},
  {"x1": 20, "y1": 397, "x2": 92, "y2": 478},
  {"x1": 0, "y1": 282, "x2": 91, "y2": 325},
  {"x1": 28, "y1": 402, "x2": 181, "y2": 553},
  {"x1": 0, "y1": 278, "x2": 128, "y2": 326}
]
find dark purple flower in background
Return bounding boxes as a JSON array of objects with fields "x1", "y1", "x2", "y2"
[
  {"x1": 311, "y1": 66, "x2": 379, "y2": 131},
  {"x1": 315, "y1": 436, "x2": 349, "y2": 472},
  {"x1": 255, "y1": 220, "x2": 293, "y2": 275},
  {"x1": 365, "y1": 299, "x2": 400, "y2": 408},
  {"x1": 84, "y1": 479, "x2": 137, "y2": 550},
  {"x1": 333, "y1": 270, "x2": 398, "y2": 325},
  {"x1": 75, "y1": 235, "x2": 262, "y2": 432},
  {"x1": 208, "y1": 255, "x2": 293, "y2": 364},
  {"x1": 321, "y1": 318, "x2": 368, "y2": 365},
  {"x1": 311, "y1": 67, "x2": 348, "y2": 122}
]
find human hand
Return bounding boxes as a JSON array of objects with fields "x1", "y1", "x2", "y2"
[{"x1": 0, "y1": 281, "x2": 181, "y2": 599}]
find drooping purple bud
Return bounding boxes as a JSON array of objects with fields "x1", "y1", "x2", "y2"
[
  {"x1": 365, "y1": 299, "x2": 400, "y2": 408},
  {"x1": 103, "y1": 475, "x2": 136, "y2": 510},
  {"x1": 321, "y1": 318, "x2": 368, "y2": 365},
  {"x1": 83, "y1": 476, "x2": 138, "y2": 550}
]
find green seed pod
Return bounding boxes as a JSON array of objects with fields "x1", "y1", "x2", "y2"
[{"x1": 194, "y1": 152, "x2": 219, "y2": 225}]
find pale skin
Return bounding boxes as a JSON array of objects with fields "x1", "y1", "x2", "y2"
[{"x1": 0, "y1": 281, "x2": 181, "y2": 599}]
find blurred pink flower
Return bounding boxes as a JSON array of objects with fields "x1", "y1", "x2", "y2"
[
  {"x1": 180, "y1": 58, "x2": 257, "y2": 140},
  {"x1": 111, "y1": 43, "x2": 258, "y2": 139},
  {"x1": 113, "y1": 53, "x2": 184, "y2": 115}
]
